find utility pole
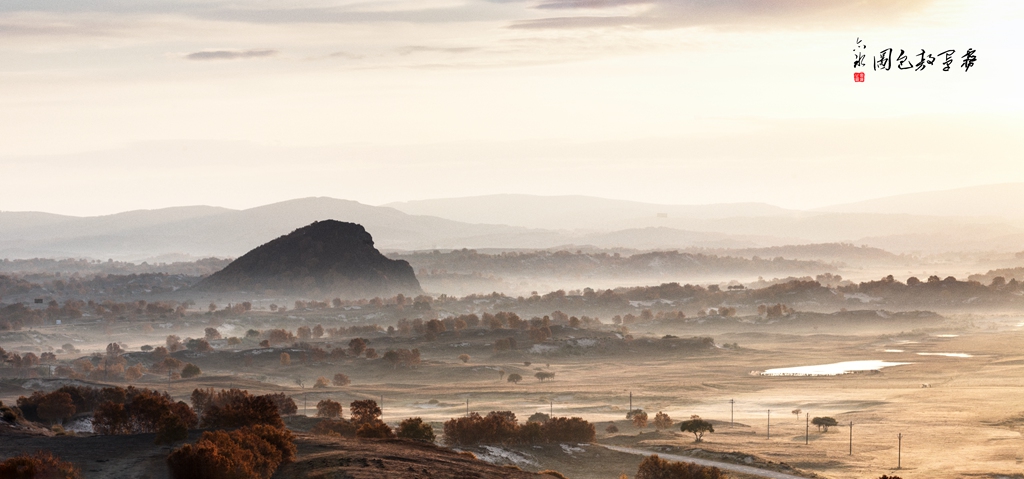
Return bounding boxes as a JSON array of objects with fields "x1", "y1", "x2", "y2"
[
  {"x1": 629, "y1": 391, "x2": 632, "y2": 412},
  {"x1": 304, "y1": 392, "x2": 307, "y2": 416},
  {"x1": 898, "y1": 433, "x2": 903, "y2": 469},
  {"x1": 767, "y1": 410, "x2": 770, "y2": 440},
  {"x1": 381, "y1": 395, "x2": 384, "y2": 422},
  {"x1": 550, "y1": 399, "x2": 553, "y2": 417},
  {"x1": 730, "y1": 399, "x2": 734, "y2": 426},
  {"x1": 805, "y1": 413, "x2": 809, "y2": 445},
  {"x1": 849, "y1": 421, "x2": 853, "y2": 455},
  {"x1": 466, "y1": 398, "x2": 469, "y2": 417}
]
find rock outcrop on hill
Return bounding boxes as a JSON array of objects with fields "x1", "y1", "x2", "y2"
[{"x1": 196, "y1": 221, "x2": 421, "y2": 298}]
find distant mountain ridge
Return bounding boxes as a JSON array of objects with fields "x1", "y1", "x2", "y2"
[
  {"x1": 818, "y1": 183, "x2": 1024, "y2": 219},
  {"x1": 1, "y1": 187, "x2": 1022, "y2": 260}
]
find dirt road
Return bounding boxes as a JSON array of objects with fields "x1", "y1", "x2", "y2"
[{"x1": 600, "y1": 445, "x2": 815, "y2": 479}]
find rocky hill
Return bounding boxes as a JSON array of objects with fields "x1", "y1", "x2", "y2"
[{"x1": 196, "y1": 221, "x2": 421, "y2": 298}]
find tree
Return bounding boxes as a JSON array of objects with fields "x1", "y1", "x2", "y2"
[
  {"x1": 632, "y1": 411, "x2": 648, "y2": 429},
  {"x1": 37, "y1": 391, "x2": 76, "y2": 425},
  {"x1": 653, "y1": 411, "x2": 673, "y2": 430},
  {"x1": 332, "y1": 373, "x2": 351, "y2": 387},
  {"x1": 181, "y1": 363, "x2": 202, "y2": 379},
  {"x1": 396, "y1": 417, "x2": 435, "y2": 442},
  {"x1": 204, "y1": 328, "x2": 221, "y2": 341},
  {"x1": 792, "y1": 409, "x2": 802, "y2": 420},
  {"x1": 812, "y1": 416, "x2": 838, "y2": 432},
  {"x1": 155, "y1": 412, "x2": 189, "y2": 445},
  {"x1": 356, "y1": 421, "x2": 395, "y2": 439},
  {"x1": 313, "y1": 376, "x2": 329, "y2": 388},
  {"x1": 280, "y1": 353, "x2": 290, "y2": 366},
  {"x1": 296, "y1": 326, "x2": 312, "y2": 340},
  {"x1": 507, "y1": 373, "x2": 523, "y2": 384},
  {"x1": 316, "y1": 400, "x2": 342, "y2": 419},
  {"x1": 312, "y1": 324, "x2": 324, "y2": 338},
  {"x1": 605, "y1": 424, "x2": 619, "y2": 433},
  {"x1": 125, "y1": 364, "x2": 146, "y2": 381},
  {"x1": 350, "y1": 400, "x2": 382, "y2": 425},
  {"x1": 528, "y1": 412, "x2": 550, "y2": 423},
  {"x1": 348, "y1": 338, "x2": 367, "y2": 356},
  {"x1": 679, "y1": 417, "x2": 714, "y2": 442},
  {"x1": 458, "y1": 354, "x2": 470, "y2": 363},
  {"x1": 535, "y1": 372, "x2": 555, "y2": 381}
]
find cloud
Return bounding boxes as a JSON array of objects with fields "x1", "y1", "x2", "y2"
[
  {"x1": 514, "y1": 0, "x2": 937, "y2": 30},
  {"x1": 184, "y1": 49, "x2": 278, "y2": 60},
  {"x1": 396, "y1": 46, "x2": 479, "y2": 55}
]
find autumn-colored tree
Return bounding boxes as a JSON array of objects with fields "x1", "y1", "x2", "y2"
[
  {"x1": 458, "y1": 354, "x2": 470, "y2": 363},
  {"x1": 364, "y1": 348, "x2": 378, "y2": 359},
  {"x1": 181, "y1": 363, "x2": 202, "y2": 379},
  {"x1": 166, "y1": 335, "x2": 184, "y2": 352},
  {"x1": 313, "y1": 376, "x2": 329, "y2": 388},
  {"x1": 37, "y1": 391, "x2": 76, "y2": 425},
  {"x1": 155, "y1": 412, "x2": 189, "y2": 445},
  {"x1": 605, "y1": 424, "x2": 619, "y2": 433},
  {"x1": 356, "y1": 421, "x2": 395, "y2": 439},
  {"x1": 332, "y1": 373, "x2": 351, "y2": 387},
  {"x1": 125, "y1": 364, "x2": 146, "y2": 381},
  {"x1": 349, "y1": 400, "x2": 382, "y2": 425},
  {"x1": 166, "y1": 425, "x2": 295, "y2": 479},
  {"x1": 200, "y1": 389, "x2": 284, "y2": 429},
  {"x1": 263, "y1": 393, "x2": 297, "y2": 416},
  {"x1": 296, "y1": 326, "x2": 312, "y2": 340},
  {"x1": 632, "y1": 411, "x2": 649, "y2": 429},
  {"x1": 348, "y1": 338, "x2": 367, "y2": 356},
  {"x1": 312, "y1": 324, "x2": 324, "y2": 338},
  {"x1": 204, "y1": 328, "x2": 221, "y2": 341},
  {"x1": 0, "y1": 451, "x2": 80, "y2": 479},
  {"x1": 396, "y1": 417, "x2": 435, "y2": 442},
  {"x1": 280, "y1": 353, "x2": 291, "y2": 366},
  {"x1": 316, "y1": 399, "x2": 342, "y2": 419},
  {"x1": 653, "y1": 411, "x2": 673, "y2": 430},
  {"x1": 635, "y1": 454, "x2": 725, "y2": 479}
]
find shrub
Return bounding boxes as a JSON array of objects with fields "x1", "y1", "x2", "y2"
[
  {"x1": 279, "y1": 353, "x2": 290, "y2": 366},
  {"x1": 311, "y1": 418, "x2": 358, "y2": 437},
  {"x1": 316, "y1": 400, "x2": 342, "y2": 419},
  {"x1": 632, "y1": 411, "x2": 649, "y2": 429},
  {"x1": 654, "y1": 411, "x2": 673, "y2": 430},
  {"x1": 528, "y1": 412, "x2": 550, "y2": 423},
  {"x1": 263, "y1": 393, "x2": 297, "y2": 416},
  {"x1": 166, "y1": 425, "x2": 295, "y2": 479},
  {"x1": 396, "y1": 417, "x2": 435, "y2": 442},
  {"x1": 200, "y1": 390, "x2": 284, "y2": 429},
  {"x1": 540, "y1": 416, "x2": 596, "y2": 443},
  {"x1": 458, "y1": 354, "x2": 470, "y2": 363},
  {"x1": 155, "y1": 413, "x2": 189, "y2": 445},
  {"x1": 332, "y1": 373, "x2": 351, "y2": 387},
  {"x1": 605, "y1": 424, "x2": 619, "y2": 433},
  {"x1": 37, "y1": 391, "x2": 76, "y2": 425},
  {"x1": 535, "y1": 372, "x2": 555, "y2": 381},
  {"x1": 356, "y1": 421, "x2": 395, "y2": 439},
  {"x1": 539, "y1": 471, "x2": 569, "y2": 479},
  {"x1": 180, "y1": 363, "x2": 202, "y2": 379},
  {"x1": 93, "y1": 388, "x2": 197, "y2": 435},
  {"x1": 0, "y1": 450, "x2": 80, "y2": 479},
  {"x1": 636, "y1": 454, "x2": 726, "y2": 479}
]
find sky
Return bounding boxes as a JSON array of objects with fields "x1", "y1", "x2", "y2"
[{"x1": 1, "y1": 0, "x2": 1022, "y2": 216}]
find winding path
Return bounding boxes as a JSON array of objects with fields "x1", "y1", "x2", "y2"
[{"x1": 600, "y1": 445, "x2": 814, "y2": 479}]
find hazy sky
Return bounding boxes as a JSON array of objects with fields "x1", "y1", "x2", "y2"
[{"x1": 1, "y1": 0, "x2": 1021, "y2": 216}]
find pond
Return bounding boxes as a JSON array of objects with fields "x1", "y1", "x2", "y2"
[{"x1": 759, "y1": 360, "x2": 912, "y2": 376}]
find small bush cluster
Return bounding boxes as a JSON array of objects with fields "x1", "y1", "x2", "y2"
[
  {"x1": 0, "y1": 450, "x2": 80, "y2": 479},
  {"x1": 443, "y1": 411, "x2": 595, "y2": 446},
  {"x1": 635, "y1": 454, "x2": 726, "y2": 479},
  {"x1": 166, "y1": 424, "x2": 295, "y2": 479},
  {"x1": 191, "y1": 389, "x2": 284, "y2": 429}
]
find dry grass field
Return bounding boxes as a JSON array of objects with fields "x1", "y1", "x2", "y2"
[{"x1": 3, "y1": 313, "x2": 1023, "y2": 479}]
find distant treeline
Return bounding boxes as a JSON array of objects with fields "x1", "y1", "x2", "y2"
[
  {"x1": 393, "y1": 249, "x2": 834, "y2": 279},
  {"x1": 0, "y1": 257, "x2": 230, "y2": 278}
]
